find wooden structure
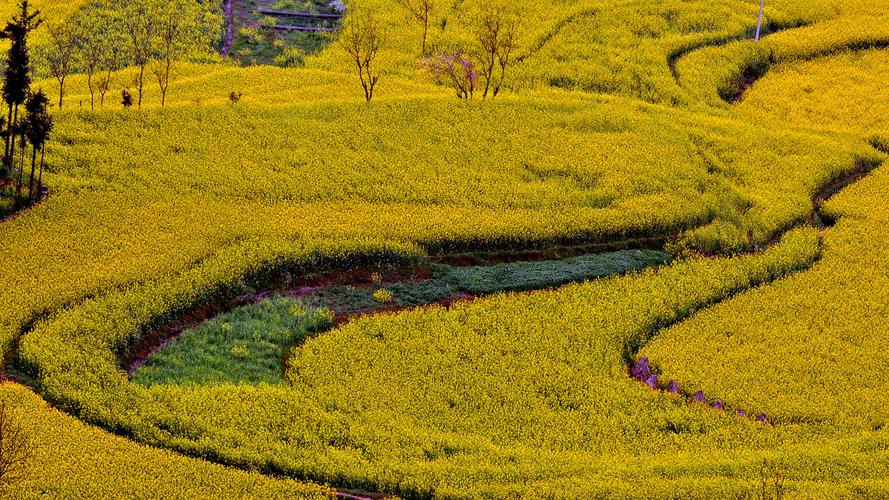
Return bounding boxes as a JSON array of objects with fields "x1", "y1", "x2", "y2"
[
  {"x1": 263, "y1": 25, "x2": 336, "y2": 32},
  {"x1": 258, "y1": 9, "x2": 343, "y2": 19},
  {"x1": 258, "y1": 8, "x2": 343, "y2": 33}
]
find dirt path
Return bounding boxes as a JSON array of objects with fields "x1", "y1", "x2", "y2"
[
  {"x1": 123, "y1": 152, "x2": 880, "y2": 417},
  {"x1": 685, "y1": 36, "x2": 889, "y2": 103},
  {"x1": 430, "y1": 233, "x2": 673, "y2": 266},
  {"x1": 667, "y1": 20, "x2": 808, "y2": 87},
  {"x1": 626, "y1": 155, "x2": 882, "y2": 423}
]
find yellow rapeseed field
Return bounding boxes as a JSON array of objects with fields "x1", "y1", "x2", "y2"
[{"x1": 0, "y1": 0, "x2": 887, "y2": 496}]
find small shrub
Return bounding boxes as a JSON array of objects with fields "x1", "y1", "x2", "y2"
[
  {"x1": 288, "y1": 303, "x2": 306, "y2": 317},
  {"x1": 230, "y1": 344, "x2": 249, "y2": 359},
  {"x1": 239, "y1": 26, "x2": 264, "y2": 45},
  {"x1": 318, "y1": 308, "x2": 335, "y2": 323},
  {"x1": 274, "y1": 46, "x2": 306, "y2": 68},
  {"x1": 121, "y1": 89, "x2": 133, "y2": 108},
  {"x1": 373, "y1": 288, "x2": 395, "y2": 304}
]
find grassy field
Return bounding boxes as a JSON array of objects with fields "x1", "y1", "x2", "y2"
[{"x1": 0, "y1": 0, "x2": 887, "y2": 496}]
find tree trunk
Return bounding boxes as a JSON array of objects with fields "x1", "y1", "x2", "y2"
[
  {"x1": 494, "y1": 61, "x2": 508, "y2": 98},
  {"x1": 16, "y1": 129, "x2": 26, "y2": 200},
  {"x1": 137, "y1": 64, "x2": 145, "y2": 108},
  {"x1": 100, "y1": 67, "x2": 113, "y2": 107},
  {"x1": 365, "y1": 69, "x2": 371, "y2": 101},
  {"x1": 28, "y1": 144, "x2": 37, "y2": 201},
  {"x1": 9, "y1": 105, "x2": 18, "y2": 173},
  {"x1": 162, "y1": 56, "x2": 172, "y2": 107},
  {"x1": 19, "y1": 131, "x2": 25, "y2": 171},
  {"x1": 483, "y1": 54, "x2": 495, "y2": 98},
  {"x1": 37, "y1": 144, "x2": 45, "y2": 194},
  {"x1": 362, "y1": 66, "x2": 375, "y2": 102},
  {"x1": 355, "y1": 60, "x2": 370, "y2": 102},
  {"x1": 15, "y1": 166, "x2": 22, "y2": 200},
  {"x1": 58, "y1": 77, "x2": 66, "y2": 108},
  {"x1": 3, "y1": 104, "x2": 13, "y2": 169},
  {"x1": 87, "y1": 71, "x2": 95, "y2": 111}
]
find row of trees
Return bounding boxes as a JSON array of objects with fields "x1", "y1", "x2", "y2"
[
  {"x1": 343, "y1": 2, "x2": 520, "y2": 102},
  {"x1": 417, "y1": 3, "x2": 519, "y2": 100},
  {"x1": 27, "y1": 0, "x2": 514, "y2": 108},
  {"x1": 1, "y1": 1, "x2": 53, "y2": 204},
  {"x1": 38, "y1": 0, "x2": 220, "y2": 110}
]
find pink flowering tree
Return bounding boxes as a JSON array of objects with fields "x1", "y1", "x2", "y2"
[{"x1": 421, "y1": 49, "x2": 476, "y2": 100}]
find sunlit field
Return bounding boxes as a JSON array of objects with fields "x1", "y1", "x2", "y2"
[{"x1": 0, "y1": 0, "x2": 887, "y2": 497}]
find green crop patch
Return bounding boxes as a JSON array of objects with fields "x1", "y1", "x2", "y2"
[{"x1": 131, "y1": 297, "x2": 334, "y2": 387}]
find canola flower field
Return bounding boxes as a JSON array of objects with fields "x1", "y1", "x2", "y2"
[{"x1": 1, "y1": 0, "x2": 889, "y2": 497}]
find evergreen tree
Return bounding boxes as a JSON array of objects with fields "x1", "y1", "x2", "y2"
[
  {"x1": 0, "y1": 1, "x2": 40, "y2": 171},
  {"x1": 23, "y1": 89, "x2": 51, "y2": 201}
]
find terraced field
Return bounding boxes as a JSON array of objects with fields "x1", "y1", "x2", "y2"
[{"x1": 1, "y1": 0, "x2": 888, "y2": 497}]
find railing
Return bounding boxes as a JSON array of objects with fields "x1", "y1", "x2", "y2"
[
  {"x1": 262, "y1": 24, "x2": 337, "y2": 32},
  {"x1": 258, "y1": 9, "x2": 343, "y2": 20},
  {"x1": 258, "y1": 9, "x2": 342, "y2": 33}
]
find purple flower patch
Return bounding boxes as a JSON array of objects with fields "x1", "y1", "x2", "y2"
[
  {"x1": 625, "y1": 359, "x2": 758, "y2": 422},
  {"x1": 645, "y1": 374, "x2": 658, "y2": 390},
  {"x1": 630, "y1": 357, "x2": 652, "y2": 381},
  {"x1": 666, "y1": 380, "x2": 680, "y2": 394}
]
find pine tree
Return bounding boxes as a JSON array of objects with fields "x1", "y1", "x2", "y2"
[
  {"x1": 0, "y1": 1, "x2": 40, "y2": 172},
  {"x1": 23, "y1": 89, "x2": 51, "y2": 201}
]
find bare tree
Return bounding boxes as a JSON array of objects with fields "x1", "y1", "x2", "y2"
[
  {"x1": 94, "y1": 64, "x2": 115, "y2": 107},
  {"x1": 40, "y1": 22, "x2": 81, "y2": 109},
  {"x1": 400, "y1": 0, "x2": 434, "y2": 56},
  {"x1": 152, "y1": 5, "x2": 180, "y2": 107},
  {"x1": 340, "y1": 10, "x2": 385, "y2": 102},
  {"x1": 422, "y1": 49, "x2": 475, "y2": 99},
  {"x1": 473, "y1": 5, "x2": 519, "y2": 99},
  {"x1": 119, "y1": 0, "x2": 159, "y2": 108},
  {"x1": 74, "y1": 2, "x2": 122, "y2": 110},
  {"x1": 150, "y1": 61, "x2": 170, "y2": 107},
  {"x1": 152, "y1": 0, "x2": 220, "y2": 106},
  {"x1": 0, "y1": 401, "x2": 32, "y2": 490}
]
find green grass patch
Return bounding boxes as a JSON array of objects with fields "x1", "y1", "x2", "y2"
[
  {"x1": 131, "y1": 297, "x2": 333, "y2": 386},
  {"x1": 231, "y1": 0, "x2": 337, "y2": 66},
  {"x1": 132, "y1": 249, "x2": 670, "y2": 387}
]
